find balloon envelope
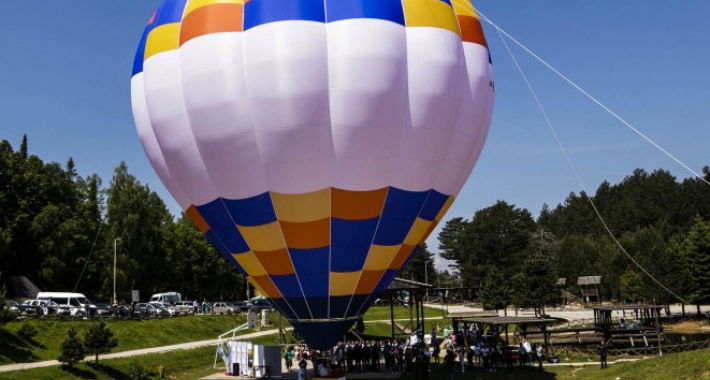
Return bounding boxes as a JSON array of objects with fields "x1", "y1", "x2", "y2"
[{"x1": 131, "y1": 0, "x2": 493, "y2": 349}]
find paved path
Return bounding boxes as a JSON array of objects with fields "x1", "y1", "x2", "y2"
[{"x1": 0, "y1": 327, "x2": 282, "y2": 373}]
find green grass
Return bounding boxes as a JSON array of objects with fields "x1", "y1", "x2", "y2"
[
  {"x1": 0, "y1": 315, "x2": 245, "y2": 364},
  {"x1": 362, "y1": 305, "x2": 444, "y2": 321},
  {"x1": 399, "y1": 348, "x2": 710, "y2": 380},
  {"x1": 0, "y1": 346, "x2": 219, "y2": 380}
]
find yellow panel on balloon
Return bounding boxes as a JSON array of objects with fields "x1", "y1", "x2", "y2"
[
  {"x1": 237, "y1": 222, "x2": 287, "y2": 252},
  {"x1": 233, "y1": 251, "x2": 266, "y2": 276},
  {"x1": 403, "y1": 0, "x2": 461, "y2": 36},
  {"x1": 364, "y1": 244, "x2": 402, "y2": 271},
  {"x1": 404, "y1": 218, "x2": 434, "y2": 246},
  {"x1": 183, "y1": 0, "x2": 246, "y2": 17},
  {"x1": 329, "y1": 272, "x2": 360, "y2": 296},
  {"x1": 271, "y1": 189, "x2": 330, "y2": 223},
  {"x1": 451, "y1": 0, "x2": 477, "y2": 17},
  {"x1": 144, "y1": 23, "x2": 180, "y2": 60}
]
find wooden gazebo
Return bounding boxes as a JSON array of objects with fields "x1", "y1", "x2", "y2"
[{"x1": 450, "y1": 315, "x2": 559, "y2": 349}]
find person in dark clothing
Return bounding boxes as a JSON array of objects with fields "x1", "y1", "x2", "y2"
[
  {"x1": 432, "y1": 344, "x2": 441, "y2": 366},
  {"x1": 444, "y1": 348, "x2": 457, "y2": 380},
  {"x1": 598, "y1": 340, "x2": 609, "y2": 369}
]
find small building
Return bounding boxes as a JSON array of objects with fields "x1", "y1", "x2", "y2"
[{"x1": 577, "y1": 276, "x2": 601, "y2": 304}]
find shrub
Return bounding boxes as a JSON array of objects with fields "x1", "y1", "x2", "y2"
[
  {"x1": 17, "y1": 323, "x2": 38, "y2": 340},
  {"x1": 58, "y1": 328, "x2": 85, "y2": 367},
  {"x1": 126, "y1": 360, "x2": 150, "y2": 380},
  {"x1": 84, "y1": 321, "x2": 118, "y2": 364}
]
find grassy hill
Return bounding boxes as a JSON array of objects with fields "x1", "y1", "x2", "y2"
[{"x1": 0, "y1": 315, "x2": 245, "y2": 364}]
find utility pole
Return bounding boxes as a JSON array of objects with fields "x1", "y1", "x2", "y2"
[
  {"x1": 424, "y1": 261, "x2": 429, "y2": 299},
  {"x1": 113, "y1": 238, "x2": 121, "y2": 305}
]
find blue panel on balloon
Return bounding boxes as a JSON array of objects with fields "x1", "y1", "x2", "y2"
[
  {"x1": 326, "y1": 0, "x2": 405, "y2": 25},
  {"x1": 290, "y1": 247, "x2": 329, "y2": 275},
  {"x1": 345, "y1": 294, "x2": 372, "y2": 318},
  {"x1": 244, "y1": 0, "x2": 325, "y2": 30},
  {"x1": 132, "y1": 28, "x2": 149, "y2": 76},
  {"x1": 291, "y1": 319, "x2": 356, "y2": 350},
  {"x1": 271, "y1": 274, "x2": 303, "y2": 298},
  {"x1": 153, "y1": 0, "x2": 188, "y2": 26},
  {"x1": 373, "y1": 216, "x2": 416, "y2": 246},
  {"x1": 418, "y1": 190, "x2": 449, "y2": 221},
  {"x1": 197, "y1": 200, "x2": 250, "y2": 253},
  {"x1": 331, "y1": 218, "x2": 378, "y2": 271},
  {"x1": 204, "y1": 230, "x2": 247, "y2": 276},
  {"x1": 374, "y1": 269, "x2": 398, "y2": 294},
  {"x1": 329, "y1": 295, "x2": 352, "y2": 318},
  {"x1": 294, "y1": 271, "x2": 329, "y2": 298},
  {"x1": 284, "y1": 297, "x2": 311, "y2": 320},
  {"x1": 438, "y1": 0, "x2": 452, "y2": 6},
  {"x1": 381, "y1": 187, "x2": 428, "y2": 220},
  {"x1": 306, "y1": 297, "x2": 328, "y2": 319},
  {"x1": 270, "y1": 298, "x2": 296, "y2": 319},
  {"x1": 223, "y1": 192, "x2": 277, "y2": 226}
]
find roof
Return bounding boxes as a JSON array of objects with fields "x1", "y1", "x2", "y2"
[
  {"x1": 387, "y1": 277, "x2": 433, "y2": 290},
  {"x1": 577, "y1": 276, "x2": 601, "y2": 285},
  {"x1": 592, "y1": 304, "x2": 664, "y2": 311},
  {"x1": 451, "y1": 316, "x2": 560, "y2": 326},
  {"x1": 447, "y1": 311, "x2": 498, "y2": 319}
]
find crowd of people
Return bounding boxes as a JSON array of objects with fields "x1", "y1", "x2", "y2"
[{"x1": 283, "y1": 327, "x2": 548, "y2": 379}]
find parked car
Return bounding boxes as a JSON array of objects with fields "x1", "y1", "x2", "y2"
[
  {"x1": 133, "y1": 303, "x2": 169, "y2": 317},
  {"x1": 173, "y1": 301, "x2": 197, "y2": 315},
  {"x1": 93, "y1": 303, "x2": 113, "y2": 317},
  {"x1": 20, "y1": 300, "x2": 57, "y2": 316},
  {"x1": 212, "y1": 302, "x2": 238, "y2": 315},
  {"x1": 150, "y1": 302, "x2": 175, "y2": 316},
  {"x1": 149, "y1": 292, "x2": 182, "y2": 305},
  {"x1": 4, "y1": 301, "x2": 20, "y2": 315},
  {"x1": 230, "y1": 301, "x2": 249, "y2": 313},
  {"x1": 36, "y1": 292, "x2": 95, "y2": 316},
  {"x1": 249, "y1": 299, "x2": 273, "y2": 310}
]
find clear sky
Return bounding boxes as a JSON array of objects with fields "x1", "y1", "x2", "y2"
[{"x1": 1, "y1": 1, "x2": 708, "y2": 271}]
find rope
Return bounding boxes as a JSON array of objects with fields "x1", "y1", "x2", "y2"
[
  {"x1": 72, "y1": 218, "x2": 104, "y2": 292},
  {"x1": 454, "y1": 2, "x2": 709, "y2": 187},
  {"x1": 492, "y1": 22, "x2": 689, "y2": 304}
]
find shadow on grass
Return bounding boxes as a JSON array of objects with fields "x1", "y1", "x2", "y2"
[
  {"x1": 88, "y1": 362, "x2": 130, "y2": 380},
  {"x1": 400, "y1": 365, "x2": 560, "y2": 380},
  {"x1": 0, "y1": 328, "x2": 36, "y2": 364},
  {"x1": 61, "y1": 364, "x2": 98, "y2": 379}
]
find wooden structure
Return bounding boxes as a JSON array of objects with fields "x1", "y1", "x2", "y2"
[
  {"x1": 577, "y1": 276, "x2": 601, "y2": 304},
  {"x1": 450, "y1": 315, "x2": 559, "y2": 349},
  {"x1": 592, "y1": 304, "x2": 665, "y2": 353},
  {"x1": 381, "y1": 277, "x2": 433, "y2": 339}
]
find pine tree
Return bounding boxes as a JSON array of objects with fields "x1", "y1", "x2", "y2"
[
  {"x1": 58, "y1": 328, "x2": 85, "y2": 367},
  {"x1": 479, "y1": 268, "x2": 512, "y2": 315},
  {"x1": 675, "y1": 217, "x2": 710, "y2": 311},
  {"x1": 84, "y1": 322, "x2": 118, "y2": 364},
  {"x1": 19, "y1": 134, "x2": 28, "y2": 160}
]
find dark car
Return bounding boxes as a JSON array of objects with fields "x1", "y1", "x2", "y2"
[
  {"x1": 133, "y1": 303, "x2": 169, "y2": 317},
  {"x1": 249, "y1": 299, "x2": 273, "y2": 310},
  {"x1": 93, "y1": 303, "x2": 113, "y2": 317},
  {"x1": 230, "y1": 301, "x2": 248, "y2": 313}
]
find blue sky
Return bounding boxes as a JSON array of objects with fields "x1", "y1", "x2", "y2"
[{"x1": 1, "y1": 1, "x2": 708, "y2": 270}]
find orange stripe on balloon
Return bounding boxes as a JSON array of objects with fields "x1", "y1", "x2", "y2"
[
  {"x1": 390, "y1": 244, "x2": 417, "y2": 270},
  {"x1": 458, "y1": 15, "x2": 487, "y2": 47},
  {"x1": 251, "y1": 275, "x2": 283, "y2": 298},
  {"x1": 254, "y1": 248, "x2": 295, "y2": 276},
  {"x1": 279, "y1": 218, "x2": 330, "y2": 250},
  {"x1": 332, "y1": 188, "x2": 388, "y2": 221},
  {"x1": 355, "y1": 270, "x2": 385, "y2": 295},
  {"x1": 185, "y1": 205, "x2": 210, "y2": 233},
  {"x1": 179, "y1": 3, "x2": 244, "y2": 46}
]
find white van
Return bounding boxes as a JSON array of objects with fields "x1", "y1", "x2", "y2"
[
  {"x1": 36, "y1": 292, "x2": 95, "y2": 316},
  {"x1": 149, "y1": 292, "x2": 182, "y2": 305}
]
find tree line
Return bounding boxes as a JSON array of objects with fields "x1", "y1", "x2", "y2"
[
  {"x1": 1, "y1": 135, "x2": 708, "y2": 310},
  {"x1": 439, "y1": 167, "x2": 710, "y2": 312},
  {"x1": 0, "y1": 136, "x2": 243, "y2": 302}
]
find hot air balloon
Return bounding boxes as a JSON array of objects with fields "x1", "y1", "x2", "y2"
[{"x1": 131, "y1": 0, "x2": 493, "y2": 349}]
